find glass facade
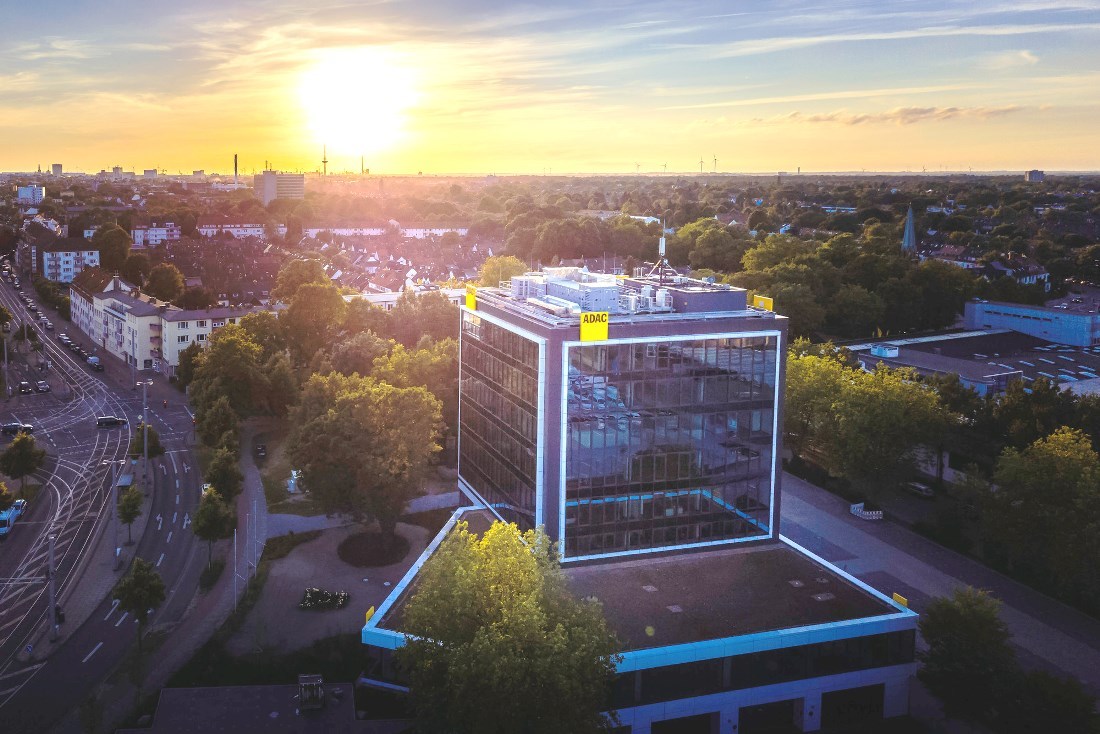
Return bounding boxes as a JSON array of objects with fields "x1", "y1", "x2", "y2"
[
  {"x1": 563, "y1": 335, "x2": 778, "y2": 558},
  {"x1": 459, "y1": 313, "x2": 540, "y2": 524}
]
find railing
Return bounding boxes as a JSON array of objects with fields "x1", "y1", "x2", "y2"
[{"x1": 849, "y1": 502, "x2": 883, "y2": 521}]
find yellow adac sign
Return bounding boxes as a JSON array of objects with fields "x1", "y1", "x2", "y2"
[
  {"x1": 465, "y1": 285, "x2": 477, "y2": 310},
  {"x1": 580, "y1": 312, "x2": 609, "y2": 341},
  {"x1": 891, "y1": 592, "x2": 909, "y2": 608},
  {"x1": 365, "y1": 605, "x2": 376, "y2": 624},
  {"x1": 753, "y1": 294, "x2": 774, "y2": 311}
]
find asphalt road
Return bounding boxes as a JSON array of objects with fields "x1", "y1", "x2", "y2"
[{"x1": 0, "y1": 274, "x2": 204, "y2": 732}]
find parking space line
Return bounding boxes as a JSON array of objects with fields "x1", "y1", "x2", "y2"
[
  {"x1": 156, "y1": 553, "x2": 165, "y2": 567},
  {"x1": 82, "y1": 642, "x2": 103, "y2": 663},
  {"x1": 115, "y1": 611, "x2": 128, "y2": 627}
]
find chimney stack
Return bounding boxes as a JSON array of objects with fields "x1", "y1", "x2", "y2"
[{"x1": 234, "y1": 153, "x2": 238, "y2": 185}]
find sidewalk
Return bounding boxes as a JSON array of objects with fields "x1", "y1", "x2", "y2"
[{"x1": 51, "y1": 425, "x2": 269, "y2": 734}]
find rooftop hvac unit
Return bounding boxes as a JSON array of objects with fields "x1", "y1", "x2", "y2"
[{"x1": 869, "y1": 344, "x2": 899, "y2": 358}]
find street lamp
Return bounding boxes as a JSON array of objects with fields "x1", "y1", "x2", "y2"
[{"x1": 138, "y1": 379, "x2": 153, "y2": 495}]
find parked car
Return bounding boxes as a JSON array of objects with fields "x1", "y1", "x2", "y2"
[
  {"x1": 1, "y1": 422, "x2": 34, "y2": 435},
  {"x1": 904, "y1": 481, "x2": 936, "y2": 499},
  {"x1": 96, "y1": 416, "x2": 127, "y2": 427},
  {"x1": 255, "y1": 444, "x2": 267, "y2": 459},
  {"x1": 35, "y1": 381, "x2": 50, "y2": 393},
  {"x1": 0, "y1": 498, "x2": 28, "y2": 538},
  {"x1": 17, "y1": 381, "x2": 32, "y2": 395}
]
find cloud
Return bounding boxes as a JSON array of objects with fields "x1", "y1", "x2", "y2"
[
  {"x1": 665, "y1": 84, "x2": 979, "y2": 111},
  {"x1": 980, "y1": 50, "x2": 1040, "y2": 70},
  {"x1": 9, "y1": 38, "x2": 100, "y2": 61},
  {"x1": 763, "y1": 105, "x2": 1027, "y2": 126}
]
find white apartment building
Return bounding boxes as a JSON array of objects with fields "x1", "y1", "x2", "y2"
[
  {"x1": 36, "y1": 238, "x2": 101, "y2": 283},
  {"x1": 196, "y1": 217, "x2": 272, "y2": 239},
  {"x1": 16, "y1": 185, "x2": 45, "y2": 205},
  {"x1": 158, "y1": 307, "x2": 260, "y2": 373},
  {"x1": 345, "y1": 286, "x2": 466, "y2": 312},
  {"x1": 302, "y1": 225, "x2": 469, "y2": 240},
  {"x1": 131, "y1": 221, "x2": 182, "y2": 247}
]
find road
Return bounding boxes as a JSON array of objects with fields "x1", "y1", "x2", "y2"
[
  {"x1": 780, "y1": 470, "x2": 1100, "y2": 697},
  {"x1": 0, "y1": 274, "x2": 204, "y2": 733}
]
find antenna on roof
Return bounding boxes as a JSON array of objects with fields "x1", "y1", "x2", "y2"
[{"x1": 646, "y1": 219, "x2": 675, "y2": 286}]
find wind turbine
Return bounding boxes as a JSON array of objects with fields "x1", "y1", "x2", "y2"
[
  {"x1": 663, "y1": 162, "x2": 668, "y2": 173},
  {"x1": 713, "y1": 154, "x2": 717, "y2": 173},
  {"x1": 635, "y1": 162, "x2": 641, "y2": 174},
  {"x1": 699, "y1": 157, "x2": 704, "y2": 173}
]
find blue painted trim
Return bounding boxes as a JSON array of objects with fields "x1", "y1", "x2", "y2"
[{"x1": 616, "y1": 612, "x2": 917, "y2": 673}]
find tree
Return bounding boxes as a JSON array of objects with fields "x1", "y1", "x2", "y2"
[
  {"x1": 282, "y1": 282, "x2": 346, "y2": 364},
  {"x1": 289, "y1": 373, "x2": 442, "y2": 546},
  {"x1": 197, "y1": 395, "x2": 239, "y2": 448},
  {"x1": 129, "y1": 423, "x2": 166, "y2": 460},
  {"x1": 174, "y1": 342, "x2": 203, "y2": 391},
  {"x1": 478, "y1": 254, "x2": 528, "y2": 286},
  {"x1": 783, "y1": 352, "x2": 854, "y2": 460},
  {"x1": 328, "y1": 331, "x2": 394, "y2": 377},
  {"x1": 176, "y1": 286, "x2": 216, "y2": 310},
  {"x1": 342, "y1": 299, "x2": 392, "y2": 339},
  {"x1": 144, "y1": 263, "x2": 185, "y2": 302},
  {"x1": 93, "y1": 225, "x2": 132, "y2": 274},
  {"x1": 827, "y1": 365, "x2": 947, "y2": 494},
  {"x1": 918, "y1": 587, "x2": 1016, "y2": 723},
  {"x1": 192, "y1": 486, "x2": 232, "y2": 567},
  {"x1": 190, "y1": 324, "x2": 265, "y2": 416},
  {"x1": 0, "y1": 432, "x2": 46, "y2": 493},
  {"x1": 260, "y1": 352, "x2": 298, "y2": 417},
  {"x1": 239, "y1": 311, "x2": 285, "y2": 361},
  {"x1": 270, "y1": 258, "x2": 327, "y2": 303},
  {"x1": 115, "y1": 557, "x2": 165, "y2": 652},
  {"x1": 389, "y1": 290, "x2": 459, "y2": 347},
  {"x1": 994, "y1": 670, "x2": 1098, "y2": 734},
  {"x1": 0, "y1": 481, "x2": 13, "y2": 512},
  {"x1": 205, "y1": 447, "x2": 244, "y2": 500},
  {"x1": 117, "y1": 485, "x2": 143, "y2": 545},
  {"x1": 372, "y1": 338, "x2": 458, "y2": 437},
  {"x1": 121, "y1": 253, "x2": 151, "y2": 286},
  {"x1": 983, "y1": 427, "x2": 1100, "y2": 602},
  {"x1": 397, "y1": 521, "x2": 620, "y2": 734}
]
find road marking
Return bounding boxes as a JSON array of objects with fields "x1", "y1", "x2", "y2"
[
  {"x1": 172, "y1": 511, "x2": 177, "y2": 524},
  {"x1": 161, "y1": 464, "x2": 167, "y2": 475},
  {"x1": 115, "y1": 611, "x2": 128, "y2": 627},
  {"x1": 170, "y1": 452, "x2": 178, "y2": 473},
  {"x1": 175, "y1": 479, "x2": 179, "y2": 489},
  {"x1": 156, "y1": 553, "x2": 165, "y2": 567},
  {"x1": 156, "y1": 514, "x2": 163, "y2": 530},
  {"x1": 183, "y1": 513, "x2": 191, "y2": 529},
  {"x1": 82, "y1": 642, "x2": 103, "y2": 663},
  {"x1": 104, "y1": 599, "x2": 120, "y2": 622},
  {"x1": 175, "y1": 494, "x2": 179, "y2": 505},
  {"x1": 167, "y1": 531, "x2": 173, "y2": 544},
  {"x1": 183, "y1": 463, "x2": 189, "y2": 474}
]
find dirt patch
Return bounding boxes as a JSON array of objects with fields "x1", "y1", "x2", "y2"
[{"x1": 337, "y1": 531, "x2": 410, "y2": 568}]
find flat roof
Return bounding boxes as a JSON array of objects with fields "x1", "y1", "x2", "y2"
[
  {"x1": 116, "y1": 683, "x2": 363, "y2": 734},
  {"x1": 375, "y1": 515, "x2": 897, "y2": 653},
  {"x1": 566, "y1": 542, "x2": 895, "y2": 650}
]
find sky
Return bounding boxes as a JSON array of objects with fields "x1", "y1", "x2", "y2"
[{"x1": 2, "y1": 0, "x2": 1100, "y2": 175}]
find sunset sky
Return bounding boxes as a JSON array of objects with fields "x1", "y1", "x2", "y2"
[{"x1": 3, "y1": 1, "x2": 1100, "y2": 175}]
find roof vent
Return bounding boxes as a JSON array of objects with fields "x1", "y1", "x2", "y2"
[
  {"x1": 642, "y1": 585, "x2": 658, "y2": 593},
  {"x1": 666, "y1": 605, "x2": 683, "y2": 613},
  {"x1": 788, "y1": 579, "x2": 804, "y2": 588},
  {"x1": 812, "y1": 592, "x2": 836, "y2": 602}
]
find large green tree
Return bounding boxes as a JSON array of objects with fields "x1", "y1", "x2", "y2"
[
  {"x1": 477, "y1": 254, "x2": 528, "y2": 286},
  {"x1": 205, "y1": 447, "x2": 244, "y2": 500},
  {"x1": 282, "y1": 282, "x2": 346, "y2": 364},
  {"x1": 145, "y1": 263, "x2": 185, "y2": 302},
  {"x1": 327, "y1": 331, "x2": 394, "y2": 377},
  {"x1": 0, "y1": 481, "x2": 14, "y2": 512},
  {"x1": 397, "y1": 522, "x2": 620, "y2": 734},
  {"x1": 389, "y1": 290, "x2": 459, "y2": 347},
  {"x1": 372, "y1": 338, "x2": 458, "y2": 437},
  {"x1": 239, "y1": 311, "x2": 285, "y2": 361},
  {"x1": 0, "y1": 432, "x2": 46, "y2": 493},
  {"x1": 918, "y1": 587, "x2": 1016, "y2": 723},
  {"x1": 116, "y1": 557, "x2": 165, "y2": 652},
  {"x1": 983, "y1": 427, "x2": 1100, "y2": 601},
  {"x1": 93, "y1": 225, "x2": 132, "y2": 273},
  {"x1": 129, "y1": 423, "x2": 166, "y2": 460},
  {"x1": 289, "y1": 373, "x2": 442, "y2": 545},
  {"x1": 189, "y1": 324, "x2": 265, "y2": 416},
  {"x1": 270, "y1": 258, "x2": 327, "y2": 303}
]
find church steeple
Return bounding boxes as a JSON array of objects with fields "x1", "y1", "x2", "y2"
[{"x1": 901, "y1": 203, "x2": 917, "y2": 254}]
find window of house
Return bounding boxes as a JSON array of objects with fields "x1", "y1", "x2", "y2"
[
  {"x1": 178, "y1": 322, "x2": 189, "y2": 329},
  {"x1": 177, "y1": 335, "x2": 189, "y2": 343},
  {"x1": 197, "y1": 320, "x2": 207, "y2": 328},
  {"x1": 197, "y1": 333, "x2": 206, "y2": 342}
]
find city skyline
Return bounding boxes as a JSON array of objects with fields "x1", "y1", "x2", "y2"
[{"x1": 3, "y1": 0, "x2": 1100, "y2": 174}]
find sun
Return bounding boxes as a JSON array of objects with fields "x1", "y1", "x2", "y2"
[{"x1": 298, "y1": 47, "x2": 419, "y2": 158}]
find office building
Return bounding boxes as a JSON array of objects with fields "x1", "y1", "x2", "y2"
[
  {"x1": 51, "y1": 163, "x2": 63, "y2": 176},
  {"x1": 253, "y1": 170, "x2": 305, "y2": 206},
  {"x1": 1024, "y1": 169, "x2": 1045, "y2": 183},
  {"x1": 965, "y1": 299, "x2": 1100, "y2": 347},
  {"x1": 361, "y1": 267, "x2": 917, "y2": 732}
]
